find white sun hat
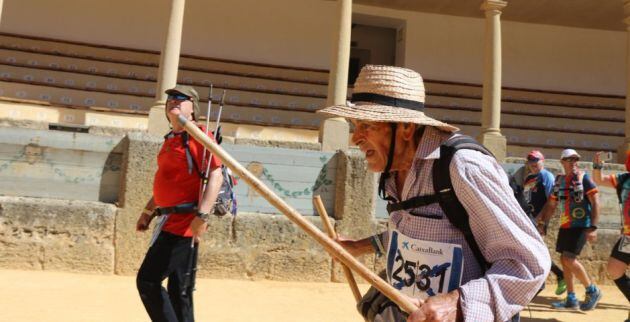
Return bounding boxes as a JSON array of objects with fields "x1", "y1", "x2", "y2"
[{"x1": 560, "y1": 148, "x2": 581, "y2": 160}]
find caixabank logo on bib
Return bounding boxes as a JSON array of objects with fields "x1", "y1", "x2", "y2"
[{"x1": 402, "y1": 241, "x2": 445, "y2": 256}]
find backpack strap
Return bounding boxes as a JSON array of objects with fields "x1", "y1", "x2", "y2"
[
  {"x1": 432, "y1": 135, "x2": 493, "y2": 272},
  {"x1": 385, "y1": 135, "x2": 494, "y2": 272},
  {"x1": 386, "y1": 194, "x2": 440, "y2": 213},
  {"x1": 181, "y1": 132, "x2": 205, "y2": 179}
]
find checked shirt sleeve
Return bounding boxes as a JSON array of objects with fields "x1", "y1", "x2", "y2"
[{"x1": 450, "y1": 150, "x2": 550, "y2": 322}]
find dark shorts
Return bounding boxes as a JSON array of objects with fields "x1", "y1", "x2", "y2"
[
  {"x1": 610, "y1": 236, "x2": 630, "y2": 264},
  {"x1": 556, "y1": 228, "x2": 588, "y2": 257}
]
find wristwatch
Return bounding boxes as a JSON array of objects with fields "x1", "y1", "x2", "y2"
[
  {"x1": 196, "y1": 211, "x2": 210, "y2": 221},
  {"x1": 592, "y1": 163, "x2": 604, "y2": 170},
  {"x1": 589, "y1": 225, "x2": 598, "y2": 231}
]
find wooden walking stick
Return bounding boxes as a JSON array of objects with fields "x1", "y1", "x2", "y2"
[
  {"x1": 313, "y1": 195, "x2": 362, "y2": 303},
  {"x1": 177, "y1": 115, "x2": 420, "y2": 314}
]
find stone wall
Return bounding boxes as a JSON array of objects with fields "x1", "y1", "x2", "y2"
[
  {"x1": 197, "y1": 213, "x2": 330, "y2": 281},
  {"x1": 114, "y1": 131, "x2": 161, "y2": 275},
  {"x1": 0, "y1": 127, "x2": 627, "y2": 286},
  {"x1": 0, "y1": 196, "x2": 116, "y2": 273},
  {"x1": 114, "y1": 131, "x2": 339, "y2": 280}
]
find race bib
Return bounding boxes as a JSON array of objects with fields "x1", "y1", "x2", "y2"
[
  {"x1": 619, "y1": 235, "x2": 630, "y2": 254},
  {"x1": 386, "y1": 229, "x2": 464, "y2": 300}
]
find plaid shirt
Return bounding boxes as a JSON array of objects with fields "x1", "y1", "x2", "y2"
[{"x1": 384, "y1": 126, "x2": 550, "y2": 322}]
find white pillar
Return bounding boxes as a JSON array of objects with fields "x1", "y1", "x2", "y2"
[
  {"x1": 0, "y1": 0, "x2": 4, "y2": 25},
  {"x1": 477, "y1": 0, "x2": 508, "y2": 161},
  {"x1": 320, "y1": 0, "x2": 351, "y2": 152},
  {"x1": 148, "y1": 0, "x2": 186, "y2": 135},
  {"x1": 619, "y1": 0, "x2": 630, "y2": 162}
]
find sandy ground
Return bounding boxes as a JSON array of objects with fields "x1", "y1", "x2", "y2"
[{"x1": 0, "y1": 269, "x2": 627, "y2": 322}]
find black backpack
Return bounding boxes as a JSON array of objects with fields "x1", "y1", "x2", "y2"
[
  {"x1": 177, "y1": 127, "x2": 238, "y2": 217},
  {"x1": 359, "y1": 135, "x2": 527, "y2": 322},
  {"x1": 385, "y1": 135, "x2": 495, "y2": 271}
]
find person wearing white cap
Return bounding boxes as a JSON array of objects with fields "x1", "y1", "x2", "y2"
[
  {"x1": 539, "y1": 148, "x2": 602, "y2": 310},
  {"x1": 321, "y1": 65, "x2": 549, "y2": 322}
]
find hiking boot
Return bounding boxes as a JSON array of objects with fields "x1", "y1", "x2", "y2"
[
  {"x1": 555, "y1": 279, "x2": 567, "y2": 295},
  {"x1": 579, "y1": 286, "x2": 602, "y2": 311},
  {"x1": 551, "y1": 295, "x2": 579, "y2": 309}
]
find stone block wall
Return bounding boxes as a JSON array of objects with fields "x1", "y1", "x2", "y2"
[
  {"x1": 0, "y1": 196, "x2": 116, "y2": 273},
  {"x1": 197, "y1": 213, "x2": 330, "y2": 281},
  {"x1": 114, "y1": 132, "x2": 339, "y2": 280},
  {"x1": 115, "y1": 131, "x2": 161, "y2": 275},
  {"x1": 0, "y1": 126, "x2": 627, "y2": 286}
]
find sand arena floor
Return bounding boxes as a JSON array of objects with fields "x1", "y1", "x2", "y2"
[{"x1": 0, "y1": 269, "x2": 627, "y2": 321}]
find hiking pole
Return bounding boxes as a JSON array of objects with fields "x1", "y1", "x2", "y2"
[
  {"x1": 200, "y1": 84, "x2": 214, "y2": 195},
  {"x1": 176, "y1": 115, "x2": 421, "y2": 314},
  {"x1": 313, "y1": 195, "x2": 365, "y2": 319},
  {"x1": 182, "y1": 242, "x2": 198, "y2": 297},
  {"x1": 182, "y1": 85, "x2": 213, "y2": 297},
  {"x1": 214, "y1": 90, "x2": 226, "y2": 135},
  {"x1": 202, "y1": 89, "x2": 226, "y2": 188}
]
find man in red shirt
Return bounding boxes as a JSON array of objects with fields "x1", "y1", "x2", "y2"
[{"x1": 135, "y1": 85, "x2": 223, "y2": 322}]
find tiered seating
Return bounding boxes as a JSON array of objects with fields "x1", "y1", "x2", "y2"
[
  {"x1": 0, "y1": 32, "x2": 625, "y2": 159},
  {"x1": 0, "y1": 32, "x2": 329, "y2": 130},
  {"x1": 424, "y1": 81, "x2": 625, "y2": 160}
]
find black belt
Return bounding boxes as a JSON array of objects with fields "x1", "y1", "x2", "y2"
[{"x1": 155, "y1": 202, "x2": 197, "y2": 215}]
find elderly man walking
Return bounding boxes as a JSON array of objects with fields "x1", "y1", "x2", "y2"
[{"x1": 320, "y1": 65, "x2": 550, "y2": 322}]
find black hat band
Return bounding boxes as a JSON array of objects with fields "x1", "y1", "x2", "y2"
[{"x1": 351, "y1": 93, "x2": 425, "y2": 112}]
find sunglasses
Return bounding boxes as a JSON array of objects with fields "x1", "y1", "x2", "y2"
[
  {"x1": 562, "y1": 157, "x2": 579, "y2": 162},
  {"x1": 526, "y1": 158, "x2": 540, "y2": 163},
  {"x1": 167, "y1": 93, "x2": 191, "y2": 101}
]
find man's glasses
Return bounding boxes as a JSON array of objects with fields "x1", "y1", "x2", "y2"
[
  {"x1": 167, "y1": 94, "x2": 191, "y2": 101},
  {"x1": 562, "y1": 157, "x2": 579, "y2": 162},
  {"x1": 526, "y1": 158, "x2": 540, "y2": 163}
]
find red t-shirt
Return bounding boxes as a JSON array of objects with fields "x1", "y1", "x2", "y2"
[{"x1": 153, "y1": 126, "x2": 222, "y2": 237}]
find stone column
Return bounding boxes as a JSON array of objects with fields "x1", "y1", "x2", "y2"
[
  {"x1": 619, "y1": 0, "x2": 630, "y2": 162},
  {"x1": 320, "y1": 0, "x2": 351, "y2": 152},
  {"x1": 477, "y1": 0, "x2": 508, "y2": 161},
  {"x1": 147, "y1": 0, "x2": 186, "y2": 135},
  {"x1": 0, "y1": 0, "x2": 4, "y2": 24}
]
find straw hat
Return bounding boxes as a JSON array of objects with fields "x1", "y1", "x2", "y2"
[{"x1": 318, "y1": 65, "x2": 459, "y2": 133}]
